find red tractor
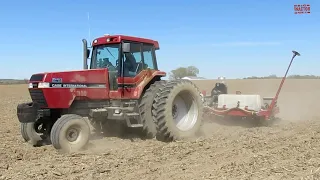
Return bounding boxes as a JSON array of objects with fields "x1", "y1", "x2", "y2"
[{"x1": 17, "y1": 35, "x2": 204, "y2": 152}]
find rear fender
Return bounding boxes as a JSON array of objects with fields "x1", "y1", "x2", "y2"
[{"x1": 136, "y1": 71, "x2": 165, "y2": 99}]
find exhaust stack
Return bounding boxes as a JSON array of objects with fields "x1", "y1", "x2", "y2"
[{"x1": 82, "y1": 39, "x2": 88, "y2": 69}]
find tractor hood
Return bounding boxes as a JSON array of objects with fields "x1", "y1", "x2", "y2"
[{"x1": 28, "y1": 69, "x2": 108, "y2": 88}]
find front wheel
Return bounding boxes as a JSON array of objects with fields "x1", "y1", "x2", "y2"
[
  {"x1": 50, "y1": 114, "x2": 90, "y2": 153},
  {"x1": 20, "y1": 122, "x2": 50, "y2": 146}
]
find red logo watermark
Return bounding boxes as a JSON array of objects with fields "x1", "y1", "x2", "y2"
[{"x1": 294, "y1": 4, "x2": 310, "y2": 14}]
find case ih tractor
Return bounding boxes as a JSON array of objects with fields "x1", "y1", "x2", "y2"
[{"x1": 17, "y1": 35, "x2": 204, "y2": 152}]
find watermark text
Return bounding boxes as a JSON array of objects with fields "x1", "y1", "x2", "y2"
[{"x1": 294, "y1": 4, "x2": 310, "y2": 14}]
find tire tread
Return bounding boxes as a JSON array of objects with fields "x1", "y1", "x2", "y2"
[
  {"x1": 50, "y1": 114, "x2": 87, "y2": 150},
  {"x1": 138, "y1": 80, "x2": 166, "y2": 138},
  {"x1": 152, "y1": 80, "x2": 204, "y2": 142}
]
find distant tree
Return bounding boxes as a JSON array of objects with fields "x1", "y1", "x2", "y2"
[
  {"x1": 244, "y1": 76, "x2": 260, "y2": 79},
  {"x1": 169, "y1": 66, "x2": 200, "y2": 80},
  {"x1": 266, "y1": 74, "x2": 278, "y2": 79}
]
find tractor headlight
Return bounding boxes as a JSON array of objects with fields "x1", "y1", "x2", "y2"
[
  {"x1": 28, "y1": 83, "x2": 33, "y2": 88},
  {"x1": 38, "y1": 82, "x2": 50, "y2": 88}
]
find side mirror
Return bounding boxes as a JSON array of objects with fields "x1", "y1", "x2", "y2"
[
  {"x1": 122, "y1": 43, "x2": 131, "y2": 53},
  {"x1": 86, "y1": 49, "x2": 90, "y2": 59}
]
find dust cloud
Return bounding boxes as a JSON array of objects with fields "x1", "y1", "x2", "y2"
[{"x1": 194, "y1": 79, "x2": 320, "y2": 122}]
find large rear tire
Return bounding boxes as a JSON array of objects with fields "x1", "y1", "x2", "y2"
[
  {"x1": 139, "y1": 80, "x2": 166, "y2": 138},
  {"x1": 50, "y1": 114, "x2": 90, "y2": 153},
  {"x1": 152, "y1": 80, "x2": 204, "y2": 141}
]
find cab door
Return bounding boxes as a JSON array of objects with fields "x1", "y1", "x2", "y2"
[
  {"x1": 92, "y1": 44, "x2": 120, "y2": 99},
  {"x1": 118, "y1": 42, "x2": 158, "y2": 99}
]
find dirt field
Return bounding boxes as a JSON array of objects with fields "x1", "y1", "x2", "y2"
[{"x1": 1, "y1": 79, "x2": 320, "y2": 180}]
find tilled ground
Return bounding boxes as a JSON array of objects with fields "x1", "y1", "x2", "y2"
[{"x1": 1, "y1": 83, "x2": 320, "y2": 180}]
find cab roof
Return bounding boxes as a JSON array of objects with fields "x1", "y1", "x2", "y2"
[{"x1": 92, "y1": 34, "x2": 160, "y2": 50}]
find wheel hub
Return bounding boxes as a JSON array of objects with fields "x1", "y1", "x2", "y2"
[
  {"x1": 172, "y1": 93, "x2": 199, "y2": 131},
  {"x1": 172, "y1": 104, "x2": 178, "y2": 119},
  {"x1": 34, "y1": 121, "x2": 46, "y2": 134},
  {"x1": 66, "y1": 128, "x2": 79, "y2": 142}
]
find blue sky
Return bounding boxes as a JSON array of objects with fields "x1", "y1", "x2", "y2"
[{"x1": 0, "y1": 0, "x2": 318, "y2": 79}]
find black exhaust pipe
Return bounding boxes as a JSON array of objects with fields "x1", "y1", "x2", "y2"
[{"x1": 82, "y1": 39, "x2": 88, "y2": 69}]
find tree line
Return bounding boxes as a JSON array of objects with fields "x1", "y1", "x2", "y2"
[
  {"x1": 0, "y1": 79, "x2": 29, "y2": 85},
  {"x1": 168, "y1": 66, "x2": 320, "y2": 80},
  {"x1": 1, "y1": 66, "x2": 319, "y2": 85},
  {"x1": 243, "y1": 74, "x2": 320, "y2": 79}
]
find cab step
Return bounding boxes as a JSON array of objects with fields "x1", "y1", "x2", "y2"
[
  {"x1": 125, "y1": 112, "x2": 142, "y2": 128},
  {"x1": 130, "y1": 124, "x2": 143, "y2": 128},
  {"x1": 127, "y1": 112, "x2": 140, "y2": 116},
  {"x1": 124, "y1": 101, "x2": 137, "y2": 105}
]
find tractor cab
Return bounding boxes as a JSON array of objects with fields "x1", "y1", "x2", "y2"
[{"x1": 83, "y1": 35, "x2": 164, "y2": 98}]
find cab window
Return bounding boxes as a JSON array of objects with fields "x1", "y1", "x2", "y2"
[
  {"x1": 123, "y1": 43, "x2": 143, "y2": 77},
  {"x1": 91, "y1": 44, "x2": 119, "y2": 71},
  {"x1": 142, "y1": 44, "x2": 155, "y2": 70}
]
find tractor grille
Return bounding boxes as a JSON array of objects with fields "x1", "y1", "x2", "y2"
[{"x1": 29, "y1": 89, "x2": 48, "y2": 107}]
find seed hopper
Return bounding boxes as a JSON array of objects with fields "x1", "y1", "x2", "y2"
[{"x1": 203, "y1": 50, "x2": 300, "y2": 125}]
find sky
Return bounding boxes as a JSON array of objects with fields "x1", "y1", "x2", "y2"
[{"x1": 0, "y1": 0, "x2": 319, "y2": 79}]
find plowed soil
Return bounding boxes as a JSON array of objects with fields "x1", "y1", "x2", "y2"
[{"x1": 1, "y1": 79, "x2": 320, "y2": 180}]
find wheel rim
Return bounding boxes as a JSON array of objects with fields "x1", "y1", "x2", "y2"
[
  {"x1": 66, "y1": 126, "x2": 81, "y2": 142},
  {"x1": 172, "y1": 91, "x2": 199, "y2": 131},
  {"x1": 33, "y1": 123, "x2": 44, "y2": 135}
]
